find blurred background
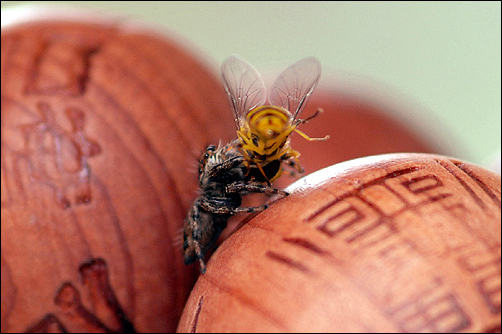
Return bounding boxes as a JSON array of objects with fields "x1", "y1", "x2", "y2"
[{"x1": 2, "y1": 1, "x2": 500, "y2": 169}]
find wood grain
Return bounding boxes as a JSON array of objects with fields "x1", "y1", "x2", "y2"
[
  {"x1": 270, "y1": 88, "x2": 448, "y2": 189},
  {"x1": 177, "y1": 153, "x2": 501, "y2": 333},
  {"x1": 1, "y1": 15, "x2": 234, "y2": 333},
  {"x1": 2, "y1": 7, "x2": 471, "y2": 333}
]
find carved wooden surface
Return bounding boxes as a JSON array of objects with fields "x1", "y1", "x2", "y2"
[
  {"x1": 177, "y1": 154, "x2": 501, "y2": 333},
  {"x1": 2, "y1": 7, "x2": 468, "y2": 334},
  {"x1": 275, "y1": 90, "x2": 449, "y2": 189},
  {"x1": 1, "y1": 17, "x2": 235, "y2": 333}
]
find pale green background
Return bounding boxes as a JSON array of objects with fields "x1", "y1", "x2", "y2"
[{"x1": 2, "y1": 1, "x2": 501, "y2": 168}]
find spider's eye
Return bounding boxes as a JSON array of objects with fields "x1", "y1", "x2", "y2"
[{"x1": 200, "y1": 145, "x2": 217, "y2": 167}]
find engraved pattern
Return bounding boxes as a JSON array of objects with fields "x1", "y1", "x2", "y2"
[
  {"x1": 190, "y1": 296, "x2": 204, "y2": 334},
  {"x1": 2, "y1": 36, "x2": 102, "y2": 210},
  {"x1": 459, "y1": 251, "x2": 501, "y2": 314},
  {"x1": 265, "y1": 250, "x2": 311, "y2": 274},
  {"x1": 24, "y1": 258, "x2": 136, "y2": 333},
  {"x1": 454, "y1": 163, "x2": 501, "y2": 208},
  {"x1": 263, "y1": 162, "x2": 500, "y2": 332},
  {"x1": 2, "y1": 21, "x2": 233, "y2": 334},
  {"x1": 24, "y1": 41, "x2": 98, "y2": 96},
  {"x1": 387, "y1": 284, "x2": 470, "y2": 332},
  {"x1": 2, "y1": 101, "x2": 101, "y2": 209}
]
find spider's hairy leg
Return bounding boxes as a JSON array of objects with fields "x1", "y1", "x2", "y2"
[
  {"x1": 208, "y1": 155, "x2": 244, "y2": 179},
  {"x1": 193, "y1": 241, "x2": 207, "y2": 274},
  {"x1": 226, "y1": 181, "x2": 289, "y2": 197},
  {"x1": 199, "y1": 196, "x2": 270, "y2": 215},
  {"x1": 183, "y1": 205, "x2": 208, "y2": 273}
]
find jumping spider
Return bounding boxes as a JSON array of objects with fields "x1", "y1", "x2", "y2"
[{"x1": 183, "y1": 140, "x2": 288, "y2": 273}]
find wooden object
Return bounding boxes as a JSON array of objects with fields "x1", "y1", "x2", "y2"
[
  {"x1": 1, "y1": 6, "x2": 468, "y2": 333},
  {"x1": 177, "y1": 153, "x2": 501, "y2": 333},
  {"x1": 272, "y1": 90, "x2": 448, "y2": 189},
  {"x1": 1, "y1": 14, "x2": 235, "y2": 333}
]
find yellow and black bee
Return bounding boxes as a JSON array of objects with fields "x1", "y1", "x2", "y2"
[{"x1": 221, "y1": 56, "x2": 329, "y2": 184}]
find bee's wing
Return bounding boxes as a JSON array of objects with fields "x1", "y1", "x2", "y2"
[
  {"x1": 269, "y1": 57, "x2": 321, "y2": 120},
  {"x1": 221, "y1": 56, "x2": 267, "y2": 130}
]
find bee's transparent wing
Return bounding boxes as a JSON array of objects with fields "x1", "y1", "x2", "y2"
[
  {"x1": 269, "y1": 57, "x2": 321, "y2": 120},
  {"x1": 221, "y1": 56, "x2": 267, "y2": 130}
]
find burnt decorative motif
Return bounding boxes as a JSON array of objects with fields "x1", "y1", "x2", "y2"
[
  {"x1": 25, "y1": 258, "x2": 136, "y2": 333},
  {"x1": 4, "y1": 101, "x2": 101, "y2": 209}
]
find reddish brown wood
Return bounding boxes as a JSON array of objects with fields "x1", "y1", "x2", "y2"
[
  {"x1": 177, "y1": 153, "x2": 501, "y2": 333},
  {"x1": 1, "y1": 8, "x2": 472, "y2": 334},
  {"x1": 271, "y1": 90, "x2": 446, "y2": 189},
  {"x1": 1, "y1": 16, "x2": 235, "y2": 333}
]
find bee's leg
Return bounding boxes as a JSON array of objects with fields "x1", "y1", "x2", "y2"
[
  {"x1": 281, "y1": 149, "x2": 304, "y2": 174},
  {"x1": 243, "y1": 160, "x2": 252, "y2": 178},
  {"x1": 237, "y1": 146, "x2": 254, "y2": 178},
  {"x1": 255, "y1": 162, "x2": 272, "y2": 186},
  {"x1": 294, "y1": 108, "x2": 330, "y2": 141},
  {"x1": 288, "y1": 156, "x2": 304, "y2": 174},
  {"x1": 280, "y1": 169, "x2": 299, "y2": 178},
  {"x1": 298, "y1": 107, "x2": 324, "y2": 124},
  {"x1": 294, "y1": 128, "x2": 330, "y2": 141}
]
